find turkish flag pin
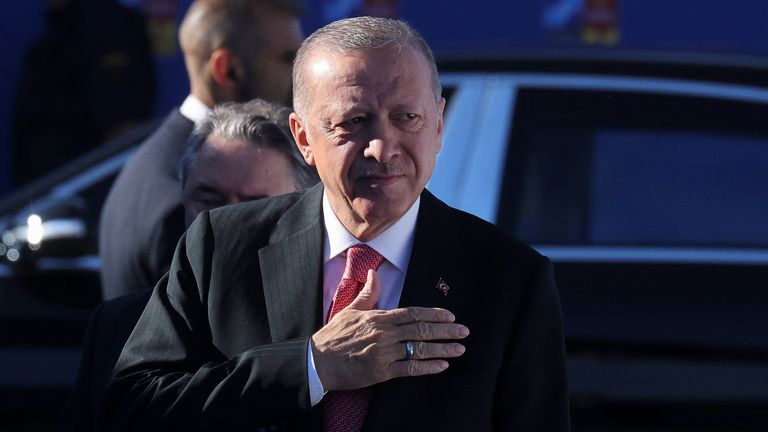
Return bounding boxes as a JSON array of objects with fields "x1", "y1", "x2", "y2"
[{"x1": 436, "y1": 278, "x2": 450, "y2": 296}]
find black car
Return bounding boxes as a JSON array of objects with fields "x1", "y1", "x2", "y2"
[{"x1": 0, "y1": 120, "x2": 159, "y2": 430}]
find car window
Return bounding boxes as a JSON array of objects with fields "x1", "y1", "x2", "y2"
[
  {"x1": 497, "y1": 87, "x2": 768, "y2": 247},
  {"x1": 590, "y1": 130, "x2": 768, "y2": 247}
]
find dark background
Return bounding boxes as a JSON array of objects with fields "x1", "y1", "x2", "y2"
[{"x1": 2, "y1": 0, "x2": 768, "y2": 198}]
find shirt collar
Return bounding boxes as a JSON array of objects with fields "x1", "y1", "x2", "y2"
[
  {"x1": 179, "y1": 94, "x2": 211, "y2": 123},
  {"x1": 322, "y1": 191, "x2": 420, "y2": 273}
]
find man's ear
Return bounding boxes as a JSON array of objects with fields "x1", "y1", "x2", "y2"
[
  {"x1": 289, "y1": 112, "x2": 315, "y2": 166},
  {"x1": 436, "y1": 96, "x2": 446, "y2": 152},
  {"x1": 209, "y1": 48, "x2": 239, "y2": 90},
  {"x1": 437, "y1": 97, "x2": 446, "y2": 133}
]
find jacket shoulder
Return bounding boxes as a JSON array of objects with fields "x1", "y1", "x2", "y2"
[
  {"x1": 205, "y1": 188, "x2": 316, "y2": 240},
  {"x1": 424, "y1": 192, "x2": 545, "y2": 265},
  {"x1": 133, "y1": 110, "x2": 193, "y2": 161}
]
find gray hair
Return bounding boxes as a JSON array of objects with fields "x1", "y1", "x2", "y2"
[
  {"x1": 292, "y1": 16, "x2": 441, "y2": 117},
  {"x1": 179, "y1": 99, "x2": 319, "y2": 189}
]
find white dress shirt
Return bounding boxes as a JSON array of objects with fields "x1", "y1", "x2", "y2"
[
  {"x1": 179, "y1": 94, "x2": 210, "y2": 123},
  {"x1": 307, "y1": 191, "x2": 420, "y2": 405}
]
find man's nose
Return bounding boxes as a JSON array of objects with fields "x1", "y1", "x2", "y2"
[{"x1": 363, "y1": 122, "x2": 400, "y2": 163}]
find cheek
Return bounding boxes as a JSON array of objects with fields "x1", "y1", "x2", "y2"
[
  {"x1": 279, "y1": 176, "x2": 298, "y2": 193},
  {"x1": 409, "y1": 143, "x2": 440, "y2": 184},
  {"x1": 313, "y1": 142, "x2": 352, "y2": 180},
  {"x1": 315, "y1": 155, "x2": 344, "y2": 186},
  {"x1": 409, "y1": 139, "x2": 437, "y2": 167}
]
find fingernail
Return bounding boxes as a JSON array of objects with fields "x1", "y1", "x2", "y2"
[
  {"x1": 454, "y1": 344, "x2": 465, "y2": 355},
  {"x1": 458, "y1": 325, "x2": 470, "y2": 337},
  {"x1": 445, "y1": 312, "x2": 455, "y2": 322},
  {"x1": 438, "y1": 360, "x2": 449, "y2": 370}
]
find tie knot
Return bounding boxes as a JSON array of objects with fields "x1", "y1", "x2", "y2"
[{"x1": 343, "y1": 244, "x2": 384, "y2": 283}]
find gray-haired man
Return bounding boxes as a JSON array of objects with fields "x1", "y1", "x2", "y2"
[
  {"x1": 62, "y1": 99, "x2": 315, "y2": 432},
  {"x1": 180, "y1": 99, "x2": 317, "y2": 225},
  {"x1": 102, "y1": 17, "x2": 569, "y2": 432}
]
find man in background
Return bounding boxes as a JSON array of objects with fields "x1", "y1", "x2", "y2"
[
  {"x1": 60, "y1": 99, "x2": 317, "y2": 432},
  {"x1": 99, "y1": 0, "x2": 304, "y2": 301},
  {"x1": 12, "y1": 0, "x2": 155, "y2": 186}
]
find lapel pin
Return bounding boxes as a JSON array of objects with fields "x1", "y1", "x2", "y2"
[{"x1": 436, "y1": 277, "x2": 450, "y2": 296}]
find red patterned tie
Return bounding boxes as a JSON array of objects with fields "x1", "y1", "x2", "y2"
[{"x1": 324, "y1": 244, "x2": 385, "y2": 432}]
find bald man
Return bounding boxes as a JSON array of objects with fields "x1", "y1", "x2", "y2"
[{"x1": 99, "y1": 0, "x2": 304, "y2": 301}]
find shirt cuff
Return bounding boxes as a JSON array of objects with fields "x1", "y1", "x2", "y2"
[{"x1": 307, "y1": 339, "x2": 326, "y2": 406}]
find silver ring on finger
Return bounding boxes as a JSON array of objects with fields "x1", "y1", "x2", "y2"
[{"x1": 405, "y1": 341, "x2": 415, "y2": 361}]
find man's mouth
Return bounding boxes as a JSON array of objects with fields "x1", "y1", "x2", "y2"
[{"x1": 359, "y1": 174, "x2": 403, "y2": 188}]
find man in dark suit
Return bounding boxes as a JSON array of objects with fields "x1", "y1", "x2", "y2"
[
  {"x1": 100, "y1": 17, "x2": 569, "y2": 431},
  {"x1": 98, "y1": 0, "x2": 304, "y2": 300},
  {"x1": 60, "y1": 99, "x2": 317, "y2": 431}
]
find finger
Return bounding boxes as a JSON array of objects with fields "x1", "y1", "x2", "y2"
[
  {"x1": 389, "y1": 359, "x2": 449, "y2": 378},
  {"x1": 409, "y1": 341, "x2": 465, "y2": 360},
  {"x1": 400, "y1": 322, "x2": 470, "y2": 341},
  {"x1": 347, "y1": 269, "x2": 380, "y2": 311},
  {"x1": 384, "y1": 307, "x2": 456, "y2": 325}
]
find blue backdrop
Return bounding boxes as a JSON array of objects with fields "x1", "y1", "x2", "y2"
[{"x1": 2, "y1": 0, "x2": 768, "y2": 198}]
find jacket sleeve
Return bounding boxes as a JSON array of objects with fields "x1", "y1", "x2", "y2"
[
  {"x1": 494, "y1": 255, "x2": 571, "y2": 431},
  {"x1": 97, "y1": 211, "x2": 313, "y2": 431}
]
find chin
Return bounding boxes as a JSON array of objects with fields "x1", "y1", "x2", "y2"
[{"x1": 358, "y1": 197, "x2": 408, "y2": 219}]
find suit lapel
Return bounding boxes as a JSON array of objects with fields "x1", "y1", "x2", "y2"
[
  {"x1": 259, "y1": 185, "x2": 325, "y2": 341},
  {"x1": 400, "y1": 190, "x2": 465, "y2": 330},
  {"x1": 365, "y1": 190, "x2": 465, "y2": 430}
]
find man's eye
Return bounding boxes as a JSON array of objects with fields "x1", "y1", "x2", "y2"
[
  {"x1": 196, "y1": 196, "x2": 223, "y2": 207},
  {"x1": 394, "y1": 113, "x2": 423, "y2": 131},
  {"x1": 332, "y1": 116, "x2": 367, "y2": 134}
]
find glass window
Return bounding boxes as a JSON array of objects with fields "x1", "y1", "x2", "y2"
[{"x1": 497, "y1": 87, "x2": 768, "y2": 247}]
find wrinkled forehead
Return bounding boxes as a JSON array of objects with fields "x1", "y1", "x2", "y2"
[
  {"x1": 190, "y1": 136, "x2": 260, "y2": 176},
  {"x1": 306, "y1": 46, "x2": 432, "y2": 99}
]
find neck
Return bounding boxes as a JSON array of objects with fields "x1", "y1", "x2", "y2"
[
  {"x1": 187, "y1": 75, "x2": 215, "y2": 108},
  {"x1": 342, "y1": 218, "x2": 394, "y2": 242},
  {"x1": 190, "y1": 89, "x2": 214, "y2": 109}
]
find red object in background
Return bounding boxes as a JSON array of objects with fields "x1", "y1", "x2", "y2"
[
  {"x1": 142, "y1": 0, "x2": 179, "y2": 55},
  {"x1": 361, "y1": 0, "x2": 398, "y2": 18},
  {"x1": 582, "y1": 0, "x2": 620, "y2": 45}
]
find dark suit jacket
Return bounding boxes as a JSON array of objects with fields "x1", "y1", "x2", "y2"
[
  {"x1": 99, "y1": 108, "x2": 193, "y2": 300},
  {"x1": 58, "y1": 291, "x2": 152, "y2": 432},
  {"x1": 99, "y1": 184, "x2": 570, "y2": 431}
]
